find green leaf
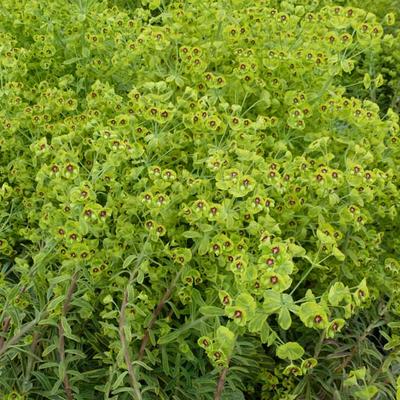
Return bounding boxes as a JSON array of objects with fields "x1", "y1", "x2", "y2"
[
  {"x1": 158, "y1": 318, "x2": 205, "y2": 344},
  {"x1": 42, "y1": 344, "x2": 57, "y2": 357},
  {"x1": 132, "y1": 360, "x2": 153, "y2": 370},
  {"x1": 351, "y1": 367, "x2": 367, "y2": 380},
  {"x1": 328, "y1": 282, "x2": 350, "y2": 306},
  {"x1": 344, "y1": 374, "x2": 358, "y2": 387},
  {"x1": 363, "y1": 73, "x2": 371, "y2": 89},
  {"x1": 260, "y1": 90, "x2": 271, "y2": 107},
  {"x1": 61, "y1": 316, "x2": 72, "y2": 338},
  {"x1": 236, "y1": 293, "x2": 256, "y2": 314},
  {"x1": 63, "y1": 57, "x2": 82, "y2": 65},
  {"x1": 221, "y1": 390, "x2": 245, "y2": 400},
  {"x1": 354, "y1": 386, "x2": 378, "y2": 400},
  {"x1": 263, "y1": 290, "x2": 282, "y2": 314},
  {"x1": 198, "y1": 235, "x2": 210, "y2": 255},
  {"x1": 332, "y1": 246, "x2": 345, "y2": 261},
  {"x1": 61, "y1": 316, "x2": 80, "y2": 342},
  {"x1": 287, "y1": 243, "x2": 306, "y2": 257},
  {"x1": 137, "y1": 269, "x2": 144, "y2": 284},
  {"x1": 158, "y1": 330, "x2": 181, "y2": 345},
  {"x1": 278, "y1": 307, "x2": 292, "y2": 330},
  {"x1": 47, "y1": 296, "x2": 65, "y2": 312},
  {"x1": 123, "y1": 255, "x2": 136, "y2": 269},
  {"x1": 112, "y1": 386, "x2": 136, "y2": 395},
  {"x1": 199, "y1": 306, "x2": 224, "y2": 317},
  {"x1": 317, "y1": 229, "x2": 335, "y2": 244},
  {"x1": 182, "y1": 230, "x2": 202, "y2": 239},
  {"x1": 248, "y1": 311, "x2": 267, "y2": 333},
  {"x1": 112, "y1": 371, "x2": 129, "y2": 390},
  {"x1": 38, "y1": 361, "x2": 60, "y2": 370},
  {"x1": 260, "y1": 322, "x2": 272, "y2": 344},
  {"x1": 58, "y1": 361, "x2": 66, "y2": 380},
  {"x1": 276, "y1": 342, "x2": 305, "y2": 360},
  {"x1": 79, "y1": 218, "x2": 89, "y2": 235},
  {"x1": 216, "y1": 326, "x2": 235, "y2": 356},
  {"x1": 341, "y1": 58, "x2": 354, "y2": 73},
  {"x1": 198, "y1": 224, "x2": 213, "y2": 232}
]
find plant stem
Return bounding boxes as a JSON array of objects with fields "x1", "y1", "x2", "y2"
[
  {"x1": 23, "y1": 331, "x2": 40, "y2": 391},
  {"x1": 138, "y1": 286, "x2": 172, "y2": 361},
  {"x1": 58, "y1": 271, "x2": 79, "y2": 400},
  {"x1": 117, "y1": 239, "x2": 152, "y2": 399},
  {"x1": 119, "y1": 289, "x2": 142, "y2": 400},
  {"x1": 0, "y1": 316, "x2": 11, "y2": 352},
  {"x1": 0, "y1": 287, "x2": 28, "y2": 352},
  {"x1": 313, "y1": 330, "x2": 326, "y2": 359},
  {"x1": 0, "y1": 316, "x2": 42, "y2": 358},
  {"x1": 214, "y1": 367, "x2": 229, "y2": 400},
  {"x1": 138, "y1": 269, "x2": 182, "y2": 361},
  {"x1": 290, "y1": 251, "x2": 328, "y2": 296},
  {"x1": 335, "y1": 321, "x2": 377, "y2": 373}
]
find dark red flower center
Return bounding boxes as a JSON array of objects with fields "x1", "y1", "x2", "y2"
[{"x1": 314, "y1": 315, "x2": 323, "y2": 324}]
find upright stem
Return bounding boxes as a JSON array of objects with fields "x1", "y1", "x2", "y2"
[
  {"x1": 117, "y1": 242, "x2": 151, "y2": 400},
  {"x1": 138, "y1": 270, "x2": 182, "y2": 361},
  {"x1": 313, "y1": 330, "x2": 326, "y2": 359},
  {"x1": 335, "y1": 321, "x2": 377, "y2": 373},
  {"x1": 0, "y1": 317, "x2": 11, "y2": 352},
  {"x1": 138, "y1": 287, "x2": 172, "y2": 361},
  {"x1": 119, "y1": 289, "x2": 142, "y2": 400},
  {"x1": 214, "y1": 367, "x2": 229, "y2": 400},
  {"x1": 0, "y1": 317, "x2": 42, "y2": 358},
  {"x1": 23, "y1": 331, "x2": 40, "y2": 391},
  {"x1": 58, "y1": 271, "x2": 79, "y2": 400},
  {"x1": 290, "y1": 251, "x2": 321, "y2": 296},
  {"x1": 0, "y1": 285, "x2": 28, "y2": 351}
]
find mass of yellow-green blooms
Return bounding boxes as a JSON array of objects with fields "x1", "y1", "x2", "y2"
[{"x1": 0, "y1": 0, "x2": 399, "y2": 399}]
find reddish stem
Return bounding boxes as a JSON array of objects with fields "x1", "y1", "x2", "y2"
[
  {"x1": 138, "y1": 287, "x2": 172, "y2": 360},
  {"x1": 0, "y1": 317, "x2": 11, "y2": 351},
  {"x1": 214, "y1": 367, "x2": 228, "y2": 400},
  {"x1": 58, "y1": 272, "x2": 79, "y2": 400}
]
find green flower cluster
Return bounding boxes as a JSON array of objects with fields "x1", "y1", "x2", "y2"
[{"x1": 0, "y1": 0, "x2": 399, "y2": 399}]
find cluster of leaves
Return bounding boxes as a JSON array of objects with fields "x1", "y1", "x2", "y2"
[{"x1": 0, "y1": 0, "x2": 399, "y2": 399}]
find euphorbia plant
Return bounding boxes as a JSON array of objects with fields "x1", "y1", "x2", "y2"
[{"x1": 0, "y1": 0, "x2": 399, "y2": 399}]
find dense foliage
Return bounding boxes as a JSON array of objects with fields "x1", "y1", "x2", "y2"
[{"x1": 0, "y1": 0, "x2": 399, "y2": 399}]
